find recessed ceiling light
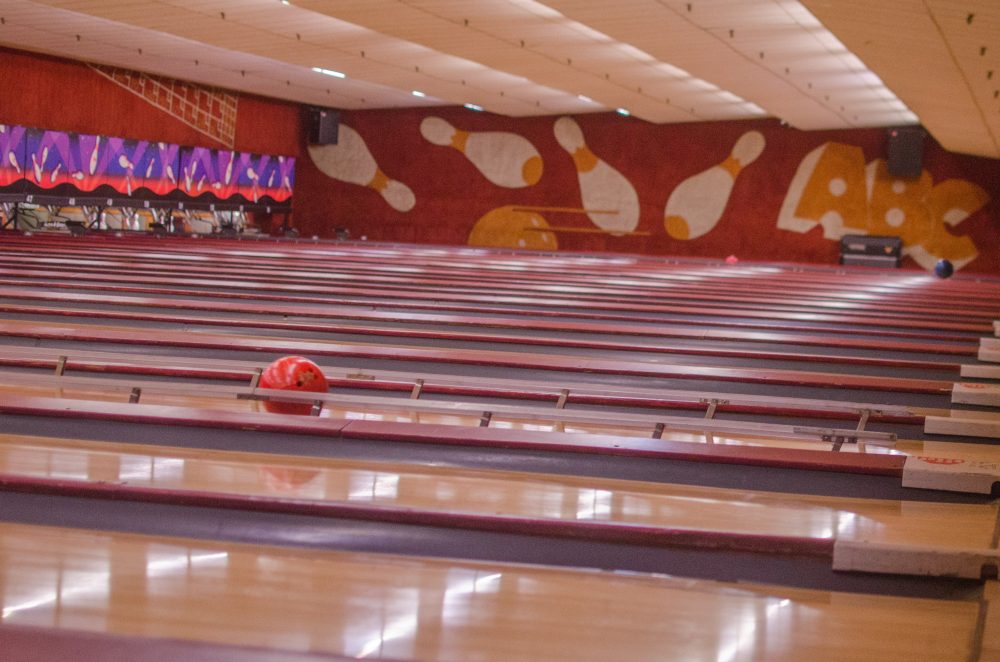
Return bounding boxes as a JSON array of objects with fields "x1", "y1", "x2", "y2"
[
  {"x1": 615, "y1": 107, "x2": 630, "y2": 116},
  {"x1": 311, "y1": 67, "x2": 345, "y2": 78},
  {"x1": 464, "y1": 103, "x2": 483, "y2": 111},
  {"x1": 411, "y1": 90, "x2": 426, "y2": 97},
  {"x1": 577, "y1": 94, "x2": 594, "y2": 102},
  {"x1": 281, "y1": 0, "x2": 290, "y2": 5}
]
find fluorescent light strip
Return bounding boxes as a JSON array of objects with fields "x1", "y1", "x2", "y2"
[{"x1": 311, "y1": 67, "x2": 345, "y2": 78}]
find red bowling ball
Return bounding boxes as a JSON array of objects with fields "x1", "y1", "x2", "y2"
[{"x1": 258, "y1": 356, "x2": 328, "y2": 415}]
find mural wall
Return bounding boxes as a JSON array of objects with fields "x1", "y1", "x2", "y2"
[
  {"x1": 295, "y1": 106, "x2": 1000, "y2": 273},
  {"x1": 0, "y1": 125, "x2": 294, "y2": 206},
  {"x1": 1, "y1": 46, "x2": 998, "y2": 273}
]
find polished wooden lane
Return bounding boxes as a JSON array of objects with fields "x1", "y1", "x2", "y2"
[
  {"x1": 0, "y1": 286, "x2": 981, "y2": 352},
  {"x1": 1, "y1": 264, "x2": 991, "y2": 334},
  {"x1": 0, "y1": 377, "x2": 908, "y2": 451},
  {"x1": 0, "y1": 318, "x2": 957, "y2": 396},
  {"x1": 1, "y1": 434, "x2": 996, "y2": 551},
  {"x1": 2, "y1": 237, "x2": 996, "y2": 320},
  {"x1": 0, "y1": 343, "x2": 948, "y2": 427},
  {"x1": 0, "y1": 300, "x2": 979, "y2": 368},
  {"x1": 4, "y1": 273, "x2": 984, "y2": 341},
  {"x1": 0, "y1": 521, "x2": 984, "y2": 661}
]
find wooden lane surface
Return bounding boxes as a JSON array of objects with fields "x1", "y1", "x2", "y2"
[
  {"x1": 5, "y1": 236, "x2": 999, "y2": 310},
  {"x1": 1, "y1": 261, "x2": 994, "y2": 332},
  {"x1": 0, "y1": 266, "x2": 993, "y2": 334},
  {"x1": 0, "y1": 343, "x2": 948, "y2": 426},
  {"x1": 3, "y1": 252, "x2": 994, "y2": 322},
  {"x1": 0, "y1": 393, "x2": 918, "y2": 489},
  {"x1": 8, "y1": 390, "x2": 1000, "y2": 500},
  {"x1": 0, "y1": 521, "x2": 984, "y2": 661},
  {"x1": 0, "y1": 382, "x2": 691, "y2": 441},
  {"x1": 0, "y1": 433, "x2": 996, "y2": 551},
  {"x1": 5, "y1": 242, "x2": 1000, "y2": 308},
  {"x1": 0, "y1": 288, "x2": 980, "y2": 356},
  {"x1": 0, "y1": 303, "x2": 968, "y2": 374},
  {"x1": 1, "y1": 276, "x2": 987, "y2": 341},
  {"x1": 0, "y1": 319, "x2": 956, "y2": 395}
]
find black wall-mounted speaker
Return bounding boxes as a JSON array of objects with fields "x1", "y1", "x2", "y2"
[
  {"x1": 886, "y1": 127, "x2": 924, "y2": 178},
  {"x1": 307, "y1": 107, "x2": 340, "y2": 145}
]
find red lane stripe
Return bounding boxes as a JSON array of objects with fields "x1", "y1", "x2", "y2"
[{"x1": 0, "y1": 473, "x2": 837, "y2": 557}]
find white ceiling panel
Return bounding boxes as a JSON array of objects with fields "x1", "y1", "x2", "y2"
[{"x1": 0, "y1": 0, "x2": 994, "y2": 157}]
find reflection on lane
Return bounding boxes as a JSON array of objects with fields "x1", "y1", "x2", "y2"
[
  {"x1": 0, "y1": 523, "x2": 979, "y2": 661},
  {"x1": 1, "y1": 434, "x2": 995, "y2": 549}
]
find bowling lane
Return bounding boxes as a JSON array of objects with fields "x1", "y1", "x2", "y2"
[
  {"x1": 1, "y1": 273, "x2": 990, "y2": 341},
  {"x1": 0, "y1": 371, "x2": 928, "y2": 460},
  {"x1": 0, "y1": 304, "x2": 974, "y2": 372},
  {"x1": 1, "y1": 244, "x2": 994, "y2": 325},
  {"x1": 0, "y1": 318, "x2": 962, "y2": 410},
  {"x1": 0, "y1": 265, "x2": 995, "y2": 329},
  {"x1": 0, "y1": 337, "x2": 985, "y2": 448},
  {"x1": 0, "y1": 285, "x2": 985, "y2": 350},
  {"x1": 0, "y1": 522, "x2": 983, "y2": 661},
  {"x1": 5, "y1": 234, "x2": 996, "y2": 304},
  {"x1": 1, "y1": 434, "x2": 996, "y2": 552}
]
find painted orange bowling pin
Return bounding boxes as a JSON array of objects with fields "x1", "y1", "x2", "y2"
[
  {"x1": 553, "y1": 117, "x2": 639, "y2": 236},
  {"x1": 308, "y1": 124, "x2": 415, "y2": 212},
  {"x1": 421, "y1": 116, "x2": 542, "y2": 188},
  {"x1": 664, "y1": 131, "x2": 765, "y2": 240}
]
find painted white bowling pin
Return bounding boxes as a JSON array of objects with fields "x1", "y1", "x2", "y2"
[
  {"x1": 420, "y1": 116, "x2": 542, "y2": 188},
  {"x1": 89, "y1": 136, "x2": 100, "y2": 175},
  {"x1": 664, "y1": 130, "x2": 765, "y2": 240},
  {"x1": 118, "y1": 154, "x2": 134, "y2": 195},
  {"x1": 308, "y1": 124, "x2": 415, "y2": 213},
  {"x1": 553, "y1": 117, "x2": 639, "y2": 235}
]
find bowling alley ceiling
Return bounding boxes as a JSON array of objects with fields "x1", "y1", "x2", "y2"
[{"x1": 1, "y1": 0, "x2": 998, "y2": 158}]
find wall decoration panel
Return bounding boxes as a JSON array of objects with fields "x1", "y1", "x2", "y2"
[{"x1": 294, "y1": 106, "x2": 1000, "y2": 273}]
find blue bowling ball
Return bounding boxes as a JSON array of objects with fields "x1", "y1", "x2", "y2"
[{"x1": 934, "y1": 259, "x2": 954, "y2": 279}]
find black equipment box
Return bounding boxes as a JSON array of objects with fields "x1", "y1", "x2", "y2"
[{"x1": 839, "y1": 234, "x2": 902, "y2": 268}]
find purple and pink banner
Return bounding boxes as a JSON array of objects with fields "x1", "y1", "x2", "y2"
[{"x1": 0, "y1": 124, "x2": 293, "y2": 205}]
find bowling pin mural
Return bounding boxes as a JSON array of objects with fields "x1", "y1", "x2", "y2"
[
  {"x1": 778, "y1": 141, "x2": 988, "y2": 271},
  {"x1": 2, "y1": 124, "x2": 26, "y2": 184},
  {"x1": 553, "y1": 117, "x2": 639, "y2": 235},
  {"x1": 664, "y1": 131, "x2": 765, "y2": 240},
  {"x1": 308, "y1": 124, "x2": 415, "y2": 213},
  {"x1": 420, "y1": 117, "x2": 543, "y2": 188}
]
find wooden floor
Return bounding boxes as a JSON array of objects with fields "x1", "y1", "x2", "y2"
[
  {"x1": 2, "y1": 233, "x2": 1000, "y2": 659},
  {"x1": 3, "y1": 432, "x2": 998, "y2": 552},
  {"x1": 0, "y1": 521, "x2": 987, "y2": 661}
]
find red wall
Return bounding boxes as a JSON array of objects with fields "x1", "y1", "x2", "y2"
[
  {"x1": 0, "y1": 46, "x2": 301, "y2": 157},
  {"x1": 295, "y1": 106, "x2": 1000, "y2": 273},
  {"x1": 3, "y1": 46, "x2": 998, "y2": 273}
]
